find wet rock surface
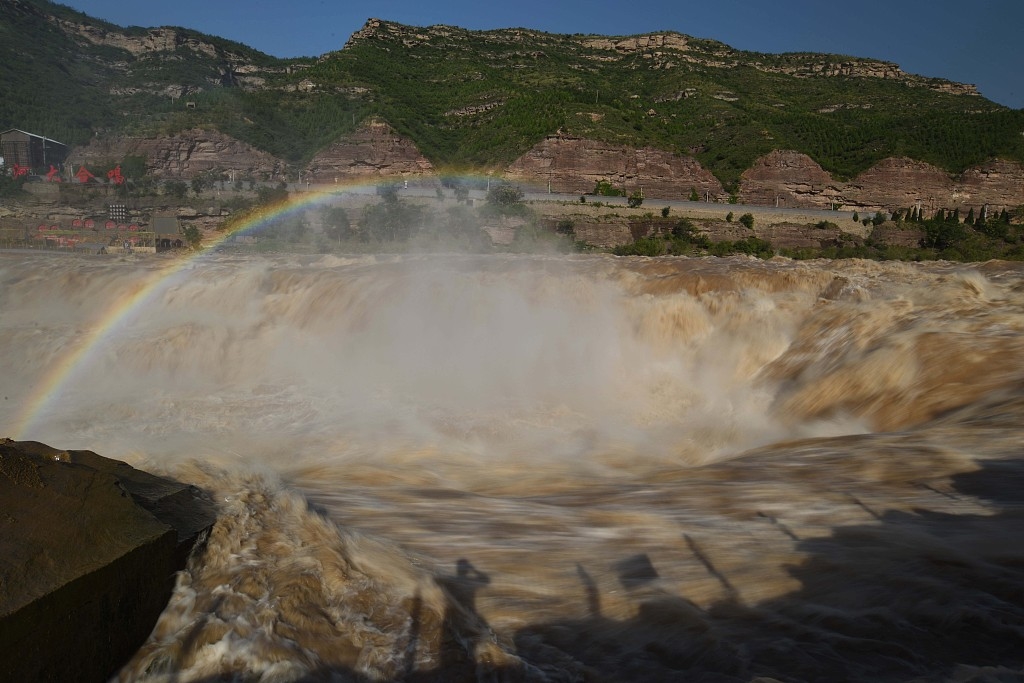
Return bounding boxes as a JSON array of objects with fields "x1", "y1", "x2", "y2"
[{"x1": 0, "y1": 439, "x2": 216, "y2": 682}]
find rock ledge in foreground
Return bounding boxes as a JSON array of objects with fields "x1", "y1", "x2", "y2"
[{"x1": 0, "y1": 439, "x2": 216, "y2": 682}]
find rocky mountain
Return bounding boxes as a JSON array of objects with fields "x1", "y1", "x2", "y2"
[{"x1": 2, "y1": 1, "x2": 1024, "y2": 211}]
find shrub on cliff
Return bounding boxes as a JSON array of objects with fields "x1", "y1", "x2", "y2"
[
  {"x1": 486, "y1": 183, "x2": 524, "y2": 207},
  {"x1": 182, "y1": 224, "x2": 202, "y2": 249},
  {"x1": 613, "y1": 236, "x2": 665, "y2": 256},
  {"x1": 164, "y1": 180, "x2": 188, "y2": 200}
]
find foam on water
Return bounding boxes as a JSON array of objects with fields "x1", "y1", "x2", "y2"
[{"x1": 1, "y1": 251, "x2": 1023, "y2": 681}]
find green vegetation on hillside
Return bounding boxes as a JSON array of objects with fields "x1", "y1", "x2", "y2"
[
  {"x1": 611, "y1": 210, "x2": 1024, "y2": 262},
  {"x1": 2, "y1": 4, "x2": 1022, "y2": 186}
]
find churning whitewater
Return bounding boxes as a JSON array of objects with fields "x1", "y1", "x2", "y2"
[{"x1": 1, "y1": 251, "x2": 1023, "y2": 682}]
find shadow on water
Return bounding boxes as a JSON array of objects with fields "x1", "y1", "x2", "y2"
[
  {"x1": 511, "y1": 458, "x2": 1024, "y2": 683},
  {"x1": 164, "y1": 457, "x2": 1024, "y2": 683}
]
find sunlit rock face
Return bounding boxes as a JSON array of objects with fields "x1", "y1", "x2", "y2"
[
  {"x1": 740, "y1": 151, "x2": 1024, "y2": 213},
  {"x1": 304, "y1": 119, "x2": 435, "y2": 183},
  {"x1": 68, "y1": 128, "x2": 285, "y2": 180},
  {"x1": 507, "y1": 134, "x2": 726, "y2": 199}
]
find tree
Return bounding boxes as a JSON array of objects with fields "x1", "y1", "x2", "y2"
[
  {"x1": 190, "y1": 175, "x2": 208, "y2": 197},
  {"x1": 256, "y1": 184, "x2": 288, "y2": 205},
  {"x1": 322, "y1": 206, "x2": 352, "y2": 242},
  {"x1": 688, "y1": 187, "x2": 700, "y2": 202},
  {"x1": 377, "y1": 182, "x2": 400, "y2": 203},
  {"x1": 362, "y1": 194, "x2": 422, "y2": 242},
  {"x1": 286, "y1": 215, "x2": 309, "y2": 243},
  {"x1": 165, "y1": 180, "x2": 188, "y2": 200},
  {"x1": 726, "y1": 211, "x2": 734, "y2": 223},
  {"x1": 486, "y1": 183, "x2": 524, "y2": 207},
  {"x1": 661, "y1": 206, "x2": 670, "y2": 218},
  {"x1": 671, "y1": 218, "x2": 697, "y2": 239},
  {"x1": 120, "y1": 155, "x2": 147, "y2": 180},
  {"x1": 739, "y1": 213, "x2": 755, "y2": 229},
  {"x1": 182, "y1": 224, "x2": 202, "y2": 249},
  {"x1": 627, "y1": 190, "x2": 644, "y2": 208},
  {"x1": 556, "y1": 219, "x2": 574, "y2": 235},
  {"x1": 922, "y1": 218, "x2": 966, "y2": 250},
  {"x1": 852, "y1": 211, "x2": 859, "y2": 222}
]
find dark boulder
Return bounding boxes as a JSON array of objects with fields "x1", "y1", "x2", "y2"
[{"x1": 0, "y1": 439, "x2": 216, "y2": 682}]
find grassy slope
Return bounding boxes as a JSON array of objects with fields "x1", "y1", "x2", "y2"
[{"x1": 2, "y1": 6, "x2": 1023, "y2": 187}]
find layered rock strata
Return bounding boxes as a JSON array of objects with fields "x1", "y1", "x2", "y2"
[
  {"x1": 507, "y1": 134, "x2": 726, "y2": 199},
  {"x1": 69, "y1": 128, "x2": 285, "y2": 180},
  {"x1": 738, "y1": 150, "x2": 843, "y2": 209},
  {"x1": 303, "y1": 119, "x2": 435, "y2": 182},
  {"x1": 741, "y1": 151, "x2": 1024, "y2": 213}
]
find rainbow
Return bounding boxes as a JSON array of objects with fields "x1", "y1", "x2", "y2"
[{"x1": 10, "y1": 178, "x2": 424, "y2": 440}]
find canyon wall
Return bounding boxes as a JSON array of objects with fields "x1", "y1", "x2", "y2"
[
  {"x1": 303, "y1": 119, "x2": 435, "y2": 183},
  {"x1": 69, "y1": 128, "x2": 285, "y2": 180},
  {"x1": 741, "y1": 152, "x2": 1024, "y2": 213},
  {"x1": 506, "y1": 134, "x2": 726, "y2": 200},
  {"x1": 510, "y1": 139, "x2": 1023, "y2": 213},
  {"x1": 66, "y1": 127, "x2": 1023, "y2": 213}
]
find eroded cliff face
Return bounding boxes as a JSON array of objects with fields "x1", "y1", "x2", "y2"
[
  {"x1": 740, "y1": 151, "x2": 1024, "y2": 213},
  {"x1": 506, "y1": 134, "x2": 726, "y2": 199},
  {"x1": 841, "y1": 157, "x2": 958, "y2": 211},
  {"x1": 958, "y1": 159, "x2": 1024, "y2": 210},
  {"x1": 50, "y1": 16, "x2": 293, "y2": 93},
  {"x1": 303, "y1": 119, "x2": 434, "y2": 182},
  {"x1": 69, "y1": 129, "x2": 286, "y2": 180},
  {"x1": 738, "y1": 150, "x2": 843, "y2": 209},
  {"x1": 65, "y1": 127, "x2": 1022, "y2": 214}
]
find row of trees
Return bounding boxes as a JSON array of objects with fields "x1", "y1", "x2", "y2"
[{"x1": 217, "y1": 178, "x2": 565, "y2": 253}]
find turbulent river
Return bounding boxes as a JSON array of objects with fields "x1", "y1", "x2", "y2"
[{"x1": 1, "y1": 250, "x2": 1023, "y2": 682}]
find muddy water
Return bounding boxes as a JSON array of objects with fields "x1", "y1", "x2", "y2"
[{"x1": 0, "y1": 251, "x2": 1022, "y2": 682}]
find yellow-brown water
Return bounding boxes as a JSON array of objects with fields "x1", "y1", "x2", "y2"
[{"x1": 1, "y1": 251, "x2": 1022, "y2": 682}]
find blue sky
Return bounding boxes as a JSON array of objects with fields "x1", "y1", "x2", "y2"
[{"x1": 59, "y1": 0, "x2": 1023, "y2": 109}]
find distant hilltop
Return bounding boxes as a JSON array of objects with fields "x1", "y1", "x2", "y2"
[
  {"x1": 349, "y1": 18, "x2": 979, "y2": 97},
  {"x1": 1, "y1": 1, "x2": 1021, "y2": 204}
]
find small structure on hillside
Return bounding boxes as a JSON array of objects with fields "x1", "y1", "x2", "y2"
[
  {"x1": 152, "y1": 214, "x2": 184, "y2": 251},
  {"x1": 1, "y1": 129, "x2": 69, "y2": 174}
]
